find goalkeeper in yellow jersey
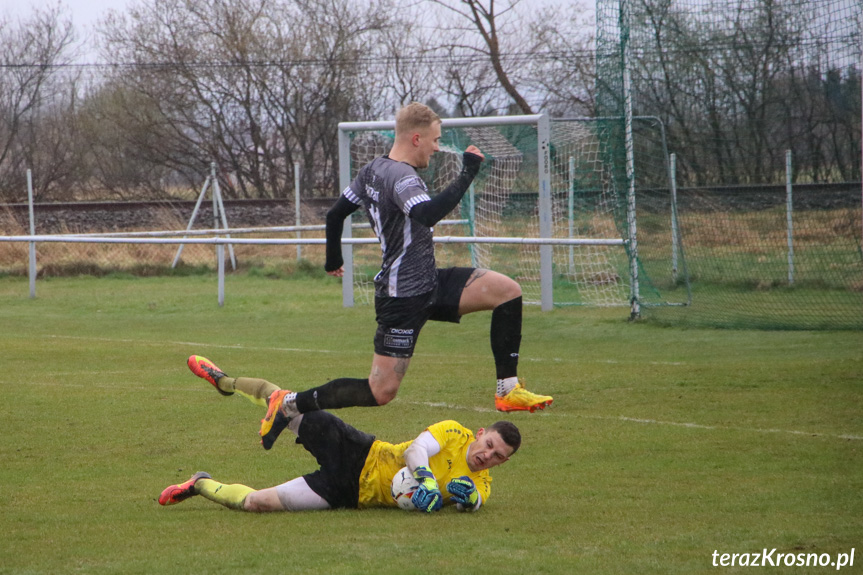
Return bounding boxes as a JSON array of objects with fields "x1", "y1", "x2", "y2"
[{"x1": 159, "y1": 356, "x2": 521, "y2": 513}]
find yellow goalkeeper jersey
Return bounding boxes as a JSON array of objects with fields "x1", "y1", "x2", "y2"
[{"x1": 357, "y1": 420, "x2": 492, "y2": 509}]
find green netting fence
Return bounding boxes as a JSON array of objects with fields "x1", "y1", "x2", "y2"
[{"x1": 596, "y1": 0, "x2": 863, "y2": 329}]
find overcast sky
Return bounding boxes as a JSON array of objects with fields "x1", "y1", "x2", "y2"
[
  {"x1": 2, "y1": 0, "x2": 132, "y2": 61},
  {"x1": 2, "y1": 0, "x2": 591, "y2": 62},
  {"x1": 2, "y1": 0, "x2": 130, "y2": 31},
  {"x1": 3, "y1": 0, "x2": 587, "y2": 32}
]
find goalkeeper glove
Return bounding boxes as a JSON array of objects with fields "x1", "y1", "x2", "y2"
[
  {"x1": 447, "y1": 476, "x2": 479, "y2": 509},
  {"x1": 410, "y1": 466, "x2": 442, "y2": 513}
]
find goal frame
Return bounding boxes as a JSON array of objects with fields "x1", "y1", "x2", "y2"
[{"x1": 336, "y1": 114, "x2": 633, "y2": 311}]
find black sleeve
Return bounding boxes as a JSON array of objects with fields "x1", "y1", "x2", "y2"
[
  {"x1": 325, "y1": 195, "x2": 360, "y2": 272},
  {"x1": 409, "y1": 151, "x2": 483, "y2": 227}
]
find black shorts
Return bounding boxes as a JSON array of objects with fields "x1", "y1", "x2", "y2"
[
  {"x1": 373, "y1": 267, "x2": 475, "y2": 358},
  {"x1": 297, "y1": 411, "x2": 376, "y2": 510}
]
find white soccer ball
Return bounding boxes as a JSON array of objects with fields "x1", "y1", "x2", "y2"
[{"x1": 391, "y1": 466, "x2": 420, "y2": 511}]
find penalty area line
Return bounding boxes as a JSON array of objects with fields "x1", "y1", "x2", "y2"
[
  {"x1": 22, "y1": 335, "x2": 690, "y2": 366},
  {"x1": 405, "y1": 400, "x2": 863, "y2": 442},
  {"x1": 39, "y1": 334, "x2": 344, "y2": 355}
]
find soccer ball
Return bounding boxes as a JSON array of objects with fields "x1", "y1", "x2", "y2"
[{"x1": 390, "y1": 466, "x2": 419, "y2": 511}]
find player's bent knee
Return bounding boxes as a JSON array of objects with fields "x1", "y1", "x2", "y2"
[
  {"x1": 243, "y1": 489, "x2": 285, "y2": 512},
  {"x1": 370, "y1": 382, "x2": 399, "y2": 405},
  {"x1": 375, "y1": 390, "x2": 398, "y2": 405},
  {"x1": 492, "y1": 275, "x2": 521, "y2": 304},
  {"x1": 369, "y1": 355, "x2": 408, "y2": 405},
  {"x1": 274, "y1": 477, "x2": 331, "y2": 511},
  {"x1": 503, "y1": 279, "x2": 522, "y2": 301}
]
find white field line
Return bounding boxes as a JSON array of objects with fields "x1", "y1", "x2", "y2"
[
  {"x1": 406, "y1": 401, "x2": 863, "y2": 442},
  {"x1": 36, "y1": 334, "x2": 341, "y2": 354},
  {"x1": 9, "y1": 334, "x2": 862, "y2": 442},
  {"x1": 25, "y1": 334, "x2": 684, "y2": 365}
]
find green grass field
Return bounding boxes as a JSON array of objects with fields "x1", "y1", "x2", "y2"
[{"x1": 1, "y1": 273, "x2": 861, "y2": 574}]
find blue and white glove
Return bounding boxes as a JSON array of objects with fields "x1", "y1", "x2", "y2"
[
  {"x1": 447, "y1": 476, "x2": 479, "y2": 510},
  {"x1": 411, "y1": 466, "x2": 443, "y2": 513}
]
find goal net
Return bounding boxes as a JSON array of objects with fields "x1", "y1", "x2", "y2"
[{"x1": 338, "y1": 116, "x2": 661, "y2": 309}]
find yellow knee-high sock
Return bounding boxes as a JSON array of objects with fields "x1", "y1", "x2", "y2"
[
  {"x1": 217, "y1": 377, "x2": 280, "y2": 407},
  {"x1": 196, "y1": 478, "x2": 256, "y2": 510}
]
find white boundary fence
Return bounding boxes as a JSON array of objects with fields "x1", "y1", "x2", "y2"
[{"x1": 5, "y1": 113, "x2": 632, "y2": 310}]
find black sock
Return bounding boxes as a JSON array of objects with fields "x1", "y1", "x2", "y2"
[
  {"x1": 490, "y1": 296, "x2": 522, "y2": 380},
  {"x1": 295, "y1": 378, "x2": 378, "y2": 412}
]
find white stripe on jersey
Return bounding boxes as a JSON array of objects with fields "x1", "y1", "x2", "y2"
[
  {"x1": 379, "y1": 228, "x2": 388, "y2": 256},
  {"x1": 388, "y1": 216, "x2": 413, "y2": 296},
  {"x1": 403, "y1": 194, "x2": 432, "y2": 215},
  {"x1": 342, "y1": 186, "x2": 361, "y2": 205}
]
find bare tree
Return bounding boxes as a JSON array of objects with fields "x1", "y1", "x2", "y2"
[
  {"x1": 427, "y1": 0, "x2": 535, "y2": 114},
  {"x1": 631, "y1": 0, "x2": 819, "y2": 186},
  {"x1": 440, "y1": 43, "x2": 505, "y2": 117},
  {"x1": 371, "y1": 13, "x2": 439, "y2": 109},
  {"x1": 524, "y1": 4, "x2": 596, "y2": 117},
  {"x1": 76, "y1": 80, "x2": 182, "y2": 198},
  {"x1": 95, "y1": 0, "x2": 396, "y2": 199},
  {"x1": 0, "y1": 5, "x2": 77, "y2": 202},
  {"x1": 628, "y1": 0, "x2": 862, "y2": 187}
]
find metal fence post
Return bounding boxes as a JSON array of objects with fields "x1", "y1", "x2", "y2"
[
  {"x1": 786, "y1": 150, "x2": 795, "y2": 285},
  {"x1": 295, "y1": 161, "x2": 302, "y2": 261},
  {"x1": 27, "y1": 169, "x2": 36, "y2": 299}
]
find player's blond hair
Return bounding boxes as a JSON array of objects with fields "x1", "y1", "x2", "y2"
[{"x1": 395, "y1": 102, "x2": 441, "y2": 136}]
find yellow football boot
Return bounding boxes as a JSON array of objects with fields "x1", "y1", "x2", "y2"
[{"x1": 494, "y1": 382, "x2": 553, "y2": 413}]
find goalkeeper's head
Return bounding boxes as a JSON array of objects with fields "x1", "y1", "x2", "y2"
[{"x1": 466, "y1": 421, "x2": 521, "y2": 472}]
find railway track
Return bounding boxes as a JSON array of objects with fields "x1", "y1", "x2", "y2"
[{"x1": 1, "y1": 197, "x2": 338, "y2": 234}]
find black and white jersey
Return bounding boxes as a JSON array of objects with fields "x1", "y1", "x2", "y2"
[{"x1": 343, "y1": 156, "x2": 436, "y2": 297}]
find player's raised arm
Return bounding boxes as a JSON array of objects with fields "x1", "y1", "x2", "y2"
[
  {"x1": 409, "y1": 147, "x2": 484, "y2": 227},
  {"x1": 464, "y1": 144, "x2": 484, "y2": 161}
]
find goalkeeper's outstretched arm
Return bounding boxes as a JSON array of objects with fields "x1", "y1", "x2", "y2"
[
  {"x1": 404, "y1": 430, "x2": 442, "y2": 471},
  {"x1": 404, "y1": 431, "x2": 445, "y2": 513},
  {"x1": 405, "y1": 432, "x2": 483, "y2": 512}
]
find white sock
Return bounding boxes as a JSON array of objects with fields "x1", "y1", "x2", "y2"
[
  {"x1": 496, "y1": 377, "x2": 518, "y2": 397},
  {"x1": 282, "y1": 392, "x2": 297, "y2": 407}
]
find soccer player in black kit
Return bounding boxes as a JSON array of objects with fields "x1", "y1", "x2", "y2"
[{"x1": 233, "y1": 102, "x2": 553, "y2": 450}]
